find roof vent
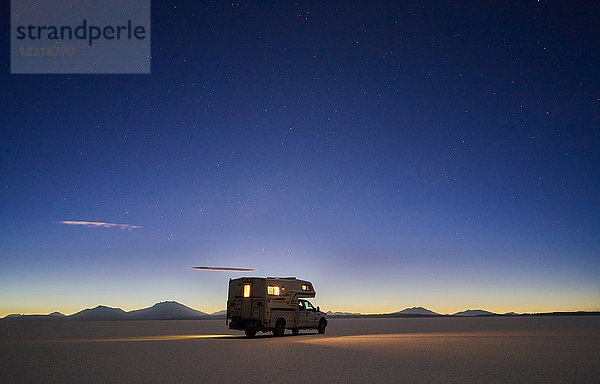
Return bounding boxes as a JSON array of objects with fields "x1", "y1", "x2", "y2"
[{"x1": 267, "y1": 277, "x2": 297, "y2": 280}]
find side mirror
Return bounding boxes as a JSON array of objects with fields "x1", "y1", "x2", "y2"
[{"x1": 317, "y1": 306, "x2": 320, "y2": 312}]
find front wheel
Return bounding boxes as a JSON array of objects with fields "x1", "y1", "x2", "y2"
[
  {"x1": 273, "y1": 318, "x2": 286, "y2": 337},
  {"x1": 245, "y1": 328, "x2": 257, "y2": 338},
  {"x1": 292, "y1": 329, "x2": 299, "y2": 336},
  {"x1": 317, "y1": 319, "x2": 327, "y2": 334}
]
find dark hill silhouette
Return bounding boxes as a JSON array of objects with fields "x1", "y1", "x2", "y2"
[
  {"x1": 4, "y1": 303, "x2": 599, "y2": 321},
  {"x1": 452, "y1": 309, "x2": 498, "y2": 317},
  {"x1": 2, "y1": 312, "x2": 67, "y2": 321},
  {"x1": 210, "y1": 309, "x2": 227, "y2": 316},
  {"x1": 69, "y1": 305, "x2": 128, "y2": 320},
  {"x1": 127, "y1": 301, "x2": 207, "y2": 320},
  {"x1": 392, "y1": 307, "x2": 441, "y2": 316},
  {"x1": 2, "y1": 302, "x2": 211, "y2": 321},
  {"x1": 326, "y1": 311, "x2": 362, "y2": 316}
]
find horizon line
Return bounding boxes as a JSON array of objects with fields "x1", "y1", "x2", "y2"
[{"x1": 3, "y1": 300, "x2": 599, "y2": 318}]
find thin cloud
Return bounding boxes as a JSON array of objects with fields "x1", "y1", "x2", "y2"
[
  {"x1": 190, "y1": 266, "x2": 255, "y2": 271},
  {"x1": 59, "y1": 221, "x2": 142, "y2": 230}
]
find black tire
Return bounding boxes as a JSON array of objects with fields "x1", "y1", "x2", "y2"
[
  {"x1": 317, "y1": 319, "x2": 326, "y2": 334},
  {"x1": 273, "y1": 318, "x2": 286, "y2": 337},
  {"x1": 292, "y1": 329, "x2": 300, "y2": 336},
  {"x1": 245, "y1": 328, "x2": 257, "y2": 338}
]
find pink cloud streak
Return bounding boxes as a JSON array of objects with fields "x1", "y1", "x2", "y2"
[{"x1": 59, "y1": 221, "x2": 142, "y2": 230}]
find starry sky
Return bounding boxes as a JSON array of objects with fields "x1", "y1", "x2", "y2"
[{"x1": 1, "y1": 1, "x2": 599, "y2": 316}]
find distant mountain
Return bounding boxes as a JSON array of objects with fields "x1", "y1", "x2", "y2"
[
  {"x1": 209, "y1": 309, "x2": 227, "y2": 316},
  {"x1": 452, "y1": 309, "x2": 498, "y2": 317},
  {"x1": 70, "y1": 305, "x2": 129, "y2": 321},
  {"x1": 2, "y1": 312, "x2": 66, "y2": 321},
  {"x1": 127, "y1": 301, "x2": 207, "y2": 320},
  {"x1": 392, "y1": 307, "x2": 440, "y2": 316},
  {"x1": 521, "y1": 311, "x2": 600, "y2": 317},
  {"x1": 326, "y1": 311, "x2": 362, "y2": 316},
  {"x1": 2, "y1": 302, "x2": 210, "y2": 321},
  {"x1": 5, "y1": 303, "x2": 595, "y2": 321}
]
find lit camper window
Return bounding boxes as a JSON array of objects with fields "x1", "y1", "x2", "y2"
[
  {"x1": 301, "y1": 284, "x2": 311, "y2": 291},
  {"x1": 267, "y1": 285, "x2": 280, "y2": 295},
  {"x1": 243, "y1": 284, "x2": 251, "y2": 297}
]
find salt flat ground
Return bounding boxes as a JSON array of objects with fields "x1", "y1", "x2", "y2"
[{"x1": 1, "y1": 316, "x2": 599, "y2": 383}]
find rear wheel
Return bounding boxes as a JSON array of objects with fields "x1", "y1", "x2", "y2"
[
  {"x1": 317, "y1": 319, "x2": 326, "y2": 334},
  {"x1": 244, "y1": 328, "x2": 257, "y2": 338},
  {"x1": 292, "y1": 329, "x2": 299, "y2": 336},
  {"x1": 273, "y1": 318, "x2": 286, "y2": 337}
]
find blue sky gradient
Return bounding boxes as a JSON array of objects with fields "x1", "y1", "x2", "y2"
[{"x1": 1, "y1": 1, "x2": 599, "y2": 316}]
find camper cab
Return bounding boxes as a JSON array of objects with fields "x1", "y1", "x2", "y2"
[{"x1": 227, "y1": 277, "x2": 327, "y2": 337}]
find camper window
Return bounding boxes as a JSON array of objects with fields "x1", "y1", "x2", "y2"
[
  {"x1": 243, "y1": 284, "x2": 251, "y2": 297},
  {"x1": 267, "y1": 285, "x2": 280, "y2": 295},
  {"x1": 301, "y1": 284, "x2": 311, "y2": 291}
]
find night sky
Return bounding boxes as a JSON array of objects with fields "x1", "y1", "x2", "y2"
[{"x1": 1, "y1": 1, "x2": 599, "y2": 316}]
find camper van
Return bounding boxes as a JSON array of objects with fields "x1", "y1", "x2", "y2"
[{"x1": 227, "y1": 277, "x2": 327, "y2": 337}]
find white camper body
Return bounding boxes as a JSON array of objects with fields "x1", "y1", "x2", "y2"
[{"x1": 227, "y1": 277, "x2": 327, "y2": 337}]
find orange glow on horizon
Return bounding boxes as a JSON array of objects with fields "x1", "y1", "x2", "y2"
[{"x1": 58, "y1": 334, "x2": 238, "y2": 343}]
